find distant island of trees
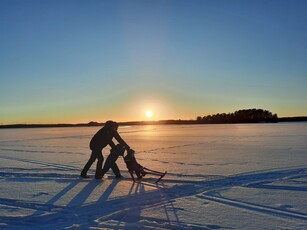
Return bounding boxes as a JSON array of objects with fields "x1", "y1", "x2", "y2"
[
  {"x1": 196, "y1": 109, "x2": 278, "y2": 124},
  {"x1": 0, "y1": 109, "x2": 306, "y2": 129}
]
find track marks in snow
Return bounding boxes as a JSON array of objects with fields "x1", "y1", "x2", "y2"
[
  {"x1": 0, "y1": 155, "x2": 80, "y2": 171},
  {"x1": 0, "y1": 148, "x2": 85, "y2": 156},
  {"x1": 1, "y1": 167, "x2": 307, "y2": 229},
  {"x1": 199, "y1": 194, "x2": 307, "y2": 221},
  {"x1": 195, "y1": 167, "x2": 307, "y2": 222}
]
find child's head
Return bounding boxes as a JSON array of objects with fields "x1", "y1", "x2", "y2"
[{"x1": 127, "y1": 149, "x2": 135, "y2": 157}]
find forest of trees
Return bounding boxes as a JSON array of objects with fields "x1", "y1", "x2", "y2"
[{"x1": 196, "y1": 109, "x2": 278, "y2": 124}]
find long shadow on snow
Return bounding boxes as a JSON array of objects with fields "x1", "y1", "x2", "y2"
[
  {"x1": 2, "y1": 167, "x2": 307, "y2": 229},
  {"x1": 1, "y1": 176, "x2": 202, "y2": 229}
]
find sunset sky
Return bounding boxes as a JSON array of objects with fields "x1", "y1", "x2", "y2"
[{"x1": 1, "y1": 0, "x2": 307, "y2": 124}]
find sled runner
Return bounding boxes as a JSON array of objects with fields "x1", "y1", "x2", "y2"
[
  {"x1": 128, "y1": 167, "x2": 167, "y2": 183},
  {"x1": 155, "y1": 172, "x2": 167, "y2": 183},
  {"x1": 143, "y1": 167, "x2": 167, "y2": 183}
]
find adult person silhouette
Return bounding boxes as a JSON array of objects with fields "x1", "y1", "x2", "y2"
[{"x1": 80, "y1": 120, "x2": 130, "y2": 179}]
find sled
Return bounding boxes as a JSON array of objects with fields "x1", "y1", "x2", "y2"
[{"x1": 128, "y1": 167, "x2": 167, "y2": 183}]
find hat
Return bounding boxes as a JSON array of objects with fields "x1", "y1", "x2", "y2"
[{"x1": 105, "y1": 120, "x2": 118, "y2": 129}]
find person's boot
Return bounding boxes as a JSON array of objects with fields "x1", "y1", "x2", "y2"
[
  {"x1": 80, "y1": 172, "x2": 90, "y2": 178},
  {"x1": 95, "y1": 174, "x2": 103, "y2": 179},
  {"x1": 115, "y1": 174, "x2": 123, "y2": 179}
]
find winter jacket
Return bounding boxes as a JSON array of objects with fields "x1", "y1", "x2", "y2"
[{"x1": 89, "y1": 126, "x2": 130, "y2": 150}]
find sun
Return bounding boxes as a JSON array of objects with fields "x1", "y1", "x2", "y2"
[{"x1": 145, "y1": 110, "x2": 153, "y2": 118}]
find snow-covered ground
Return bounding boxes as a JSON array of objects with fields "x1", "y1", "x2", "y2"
[{"x1": 0, "y1": 123, "x2": 306, "y2": 229}]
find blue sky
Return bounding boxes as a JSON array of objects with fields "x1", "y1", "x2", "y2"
[{"x1": 1, "y1": 0, "x2": 307, "y2": 124}]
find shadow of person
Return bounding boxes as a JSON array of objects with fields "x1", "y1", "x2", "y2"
[
  {"x1": 128, "y1": 180, "x2": 146, "y2": 195},
  {"x1": 33, "y1": 179, "x2": 81, "y2": 216},
  {"x1": 67, "y1": 180, "x2": 103, "y2": 207},
  {"x1": 97, "y1": 178, "x2": 121, "y2": 203}
]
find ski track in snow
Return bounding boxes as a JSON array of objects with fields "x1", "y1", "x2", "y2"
[
  {"x1": 1, "y1": 124, "x2": 307, "y2": 229},
  {"x1": 1, "y1": 161, "x2": 307, "y2": 229}
]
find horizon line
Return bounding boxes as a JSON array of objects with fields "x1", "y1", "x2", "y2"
[{"x1": 1, "y1": 116, "x2": 307, "y2": 128}]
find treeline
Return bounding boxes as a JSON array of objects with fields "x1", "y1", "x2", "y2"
[
  {"x1": 0, "y1": 123, "x2": 92, "y2": 129},
  {"x1": 1, "y1": 109, "x2": 306, "y2": 129},
  {"x1": 196, "y1": 109, "x2": 278, "y2": 124},
  {"x1": 278, "y1": 117, "x2": 307, "y2": 122}
]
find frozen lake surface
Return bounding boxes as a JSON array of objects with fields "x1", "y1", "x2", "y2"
[{"x1": 0, "y1": 123, "x2": 307, "y2": 229}]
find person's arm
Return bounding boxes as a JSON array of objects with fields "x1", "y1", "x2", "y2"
[
  {"x1": 113, "y1": 131, "x2": 130, "y2": 150},
  {"x1": 108, "y1": 140, "x2": 116, "y2": 149},
  {"x1": 124, "y1": 156, "x2": 134, "y2": 172},
  {"x1": 131, "y1": 156, "x2": 142, "y2": 169}
]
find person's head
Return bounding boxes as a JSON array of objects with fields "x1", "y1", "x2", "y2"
[
  {"x1": 105, "y1": 120, "x2": 119, "y2": 131},
  {"x1": 112, "y1": 122, "x2": 119, "y2": 131}
]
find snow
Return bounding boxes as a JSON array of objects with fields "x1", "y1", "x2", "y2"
[{"x1": 0, "y1": 123, "x2": 306, "y2": 229}]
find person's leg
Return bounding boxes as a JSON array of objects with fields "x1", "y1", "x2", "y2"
[
  {"x1": 140, "y1": 167, "x2": 147, "y2": 177},
  {"x1": 95, "y1": 150, "x2": 104, "y2": 179},
  {"x1": 81, "y1": 151, "x2": 97, "y2": 177},
  {"x1": 111, "y1": 163, "x2": 121, "y2": 178},
  {"x1": 135, "y1": 168, "x2": 142, "y2": 179},
  {"x1": 101, "y1": 151, "x2": 119, "y2": 176}
]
